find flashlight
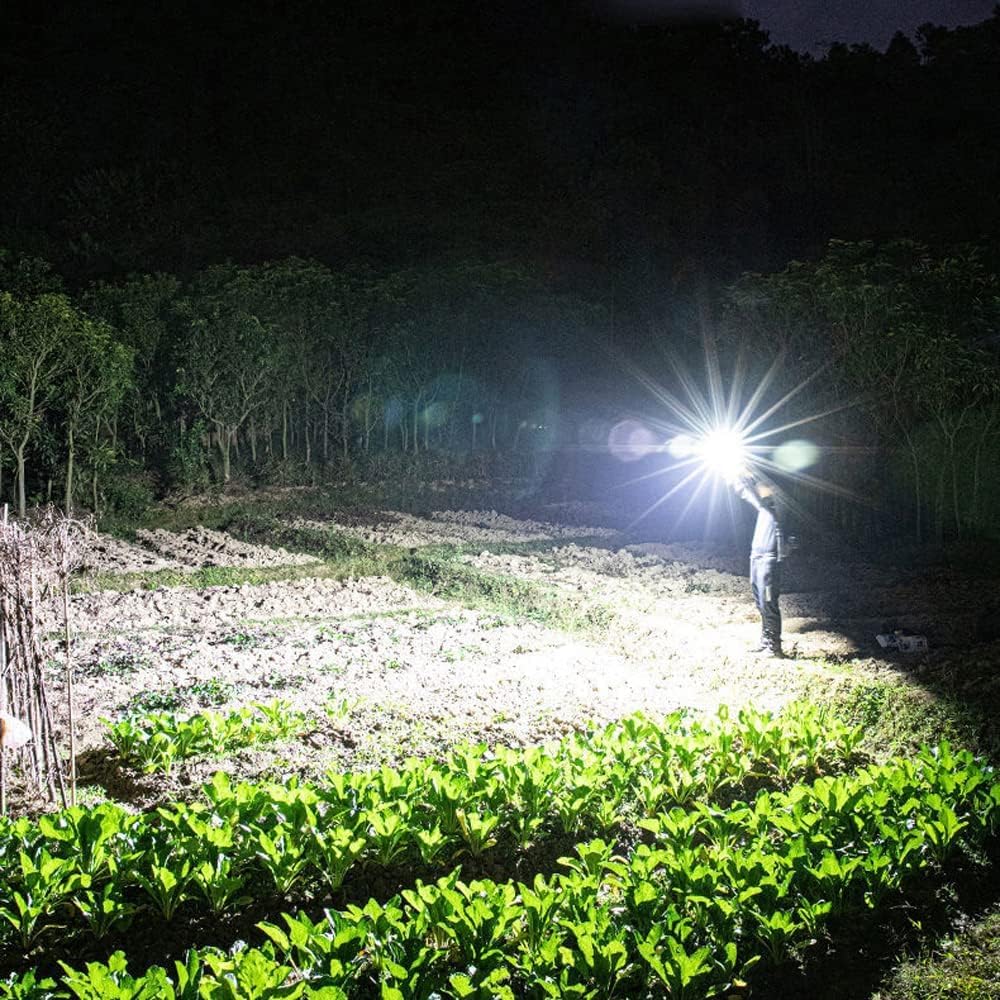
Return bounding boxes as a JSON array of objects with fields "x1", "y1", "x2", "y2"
[
  {"x1": 697, "y1": 427, "x2": 748, "y2": 480},
  {"x1": 669, "y1": 425, "x2": 749, "y2": 480}
]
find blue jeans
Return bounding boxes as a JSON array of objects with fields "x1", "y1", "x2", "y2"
[{"x1": 751, "y1": 554, "x2": 782, "y2": 652}]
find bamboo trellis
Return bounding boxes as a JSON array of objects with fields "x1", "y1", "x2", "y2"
[{"x1": 0, "y1": 505, "x2": 90, "y2": 814}]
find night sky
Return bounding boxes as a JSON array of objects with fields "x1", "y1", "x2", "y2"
[{"x1": 744, "y1": 0, "x2": 998, "y2": 53}]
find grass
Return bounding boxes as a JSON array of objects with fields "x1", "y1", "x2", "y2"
[
  {"x1": 873, "y1": 909, "x2": 1000, "y2": 1000},
  {"x1": 835, "y1": 677, "x2": 987, "y2": 761}
]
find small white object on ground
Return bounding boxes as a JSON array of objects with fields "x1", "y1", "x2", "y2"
[
  {"x1": 875, "y1": 631, "x2": 929, "y2": 653},
  {"x1": 0, "y1": 713, "x2": 32, "y2": 748}
]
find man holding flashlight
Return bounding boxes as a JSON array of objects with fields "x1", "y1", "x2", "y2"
[{"x1": 729, "y1": 471, "x2": 785, "y2": 658}]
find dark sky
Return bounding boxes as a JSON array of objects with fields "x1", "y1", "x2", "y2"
[{"x1": 742, "y1": 0, "x2": 998, "y2": 53}]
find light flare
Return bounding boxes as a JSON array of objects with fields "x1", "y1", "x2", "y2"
[
  {"x1": 695, "y1": 426, "x2": 748, "y2": 480},
  {"x1": 608, "y1": 329, "x2": 864, "y2": 535}
]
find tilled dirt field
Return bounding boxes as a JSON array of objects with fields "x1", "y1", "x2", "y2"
[
  {"x1": 290, "y1": 508, "x2": 619, "y2": 548},
  {"x1": 15, "y1": 506, "x2": 1000, "y2": 812},
  {"x1": 78, "y1": 526, "x2": 320, "y2": 574}
]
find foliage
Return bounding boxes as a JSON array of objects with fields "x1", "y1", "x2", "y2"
[
  {"x1": 0, "y1": 293, "x2": 77, "y2": 514},
  {"x1": 2, "y1": 701, "x2": 998, "y2": 991},
  {"x1": 2, "y1": 724, "x2": 998, "y2": 995},
  {"x1": 105, "y1": 699, "x2": 308, "y2": 774},
  {"x1": 873, "y1": 909, "x2": 1000, "y2": 1000},
  {"x1": 725, "y1": 240, "x2": 1000, "y2": 541}
]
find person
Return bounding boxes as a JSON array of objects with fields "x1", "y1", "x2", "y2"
[{"x1": 729, "y1": 470, "x2": 785, "y2": 657}]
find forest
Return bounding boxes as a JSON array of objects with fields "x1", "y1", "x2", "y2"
[
  {"x1": 1, "y1": 237, "x2": 998, "y2": 542},
  {"x1": 2, "y1": 7, "x2": 999, "y2": 542}
]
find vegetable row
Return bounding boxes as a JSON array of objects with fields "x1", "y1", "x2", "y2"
[
  {"x1": 5, "y1": 742, "x2": 1000, "y2": 998},
  {"x1": 2, "y1": 704, "x2": 863, "y2": 954},
  {"x1": 105, "y1": 699, "x2": 308, "y2": 774}
]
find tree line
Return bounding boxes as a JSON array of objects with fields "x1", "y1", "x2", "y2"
[
  {"x1": 1, "y1": 242, "x2": 997, "y2": 545},
  {"x1": 2, "y1": 8, "x2": 998, "y2": 297},
  {"x1": 0, "y1": 252, "x2": 607, "y2": 517},
  {"x1": 722, "y1": 240, "x2": 1000, "y2": 544}
]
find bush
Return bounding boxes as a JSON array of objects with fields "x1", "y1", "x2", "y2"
[
  {"x1": 165, "y1": 420, "x2": 210, "y2": 494},
  {"x1": 98, "y1": 465, "x2": 156, "y2": 520}
]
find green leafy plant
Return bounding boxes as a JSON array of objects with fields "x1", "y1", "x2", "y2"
[
  {"x1": 106, "y1": 699, "x2": 308, "y2": 773},
  {"x1": 134, "y1": 859, "x2": 192, "y2": 922}
]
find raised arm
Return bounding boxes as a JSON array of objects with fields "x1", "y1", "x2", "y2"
[{"x1": 728, "y1": 470, "x2": 763, "y2": 511}]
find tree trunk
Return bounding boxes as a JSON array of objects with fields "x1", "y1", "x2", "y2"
[
  {"x1": 970, "y1": 407, "x2": 998, "y2": 528},
  {"x1": 906, "y1": 439, "x2": 921, "y2": 542},
  {"x1": 15, "y1": 446, "x2": 27, "y2": 518},
  {"x1": 282, "y1": 403, "x2": 289, "y2": 462},
  {"x1": 219, "y1": 427, "x2": 233, "y2": 482},
  {"x1": 65, "y1": 421, "x2": 75, "y2": 514}
]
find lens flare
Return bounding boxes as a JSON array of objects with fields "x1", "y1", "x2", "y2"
[
  {"x1": 667, "y1": 434, "x2": 694, "y2": 459},
  {"x1": 610, "y1": 328, "x2": 863, "y2": 535},
  {"x1": 609, "y1": 419, "x2": 658, "y2": 461},
  {"x1": 772, "y1": 438, "x2": 820, "y2": 472}
]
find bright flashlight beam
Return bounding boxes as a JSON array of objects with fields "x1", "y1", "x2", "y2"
[
  {"x1": 602, "y1": 315, "x2": 867, "y2": 538},
  {"x1": 625, "y1": 460, "x2": 708, "y2": 532},
  {"x1": 696, "y1": 427, "x2": 748, "y2": 479}
]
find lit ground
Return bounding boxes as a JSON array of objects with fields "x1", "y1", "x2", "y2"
[{"x1": 14, "y1": 500, "x2": 1000, "y2": 812}]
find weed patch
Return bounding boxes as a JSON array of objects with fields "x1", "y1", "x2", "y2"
[
  {"x1": 837, "y1": 678, "x2": 986, "y2": 761},
  {"x1": 873, "y1": 908, "x2": 1000, "y2": 1000},
  {"x1": 397, "y1": 552, "x2": 616, "y2": 636}
]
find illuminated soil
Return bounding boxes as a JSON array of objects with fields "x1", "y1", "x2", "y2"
[
  {"x1": 15, "y1": 504, "x2": 1000, "y2": 812},
  {"x1": 290, "y1": 507, "x2": 618, "y2": 548},
  {"x1": 77, "y1": 524, "x2": 320, "y2": 574}
]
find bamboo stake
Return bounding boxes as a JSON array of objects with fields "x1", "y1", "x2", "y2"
[{"x1": 61, "y1": 538, "x2": 76, "y2": 806}]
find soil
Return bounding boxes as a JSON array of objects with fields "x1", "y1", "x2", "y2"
[
  {"x1": 290, "y1": 507, "x2": 619, "y2": 548},
  {"x1": 12, "y1": 505, "x2": 998, "y2": 815},
  {"x1": 77, "y1": 525, "x2": 320, "y2": 575}
]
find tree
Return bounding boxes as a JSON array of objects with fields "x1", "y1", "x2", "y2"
[
  {"x1": 0, "y1": 293, "x2": 79, "y2": 515},
  {"x1": 82, "y1": 273, "x2": 182, "y2": 462},
  {"x1": 725, "y1": 240, "x2": 1000, "y2": 540},
  {"x1": 176, "y1": 265, "x2": 283, "y2": 482},
  {"x1": 252, "y1": 258, "x2": 369, "y2": 467},
  {"x1": 60, "y1": 318, "x2": 133, "y2": 513},
  {"x1": 0, "y1": 249, "x2": 63, "y2": 298}
]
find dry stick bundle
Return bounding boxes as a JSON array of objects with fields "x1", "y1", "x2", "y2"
[
  {"x1": 1, "y1": 599, "x2": 7, "y2": 816},
  {"x1": 0, "y1": 505, "x2": 90, "y2": 812}
]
